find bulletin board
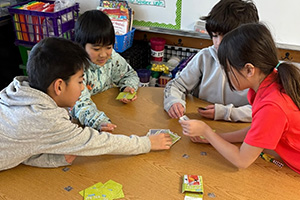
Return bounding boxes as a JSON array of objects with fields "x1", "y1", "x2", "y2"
[{"x1": 128, "y1": 0, "x2": 182, "y2": 29}]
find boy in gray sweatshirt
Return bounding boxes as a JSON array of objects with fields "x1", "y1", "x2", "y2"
[
  {"x1": 164, "y1": 0, "x2": 259, "y2": 122},
  {"x1": 0, "y1": 37, "x2": 171, "y2": 171}
]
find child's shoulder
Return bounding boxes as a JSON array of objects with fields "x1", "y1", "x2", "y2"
[
  {"x1": 200, "y1": 45, "x2": 217, "y2": 57},
  {"x1": 110, "y1": 49, "x2": 128, "y2": 65},
  {"x1": 191, "y1": 45, "x2": 218, "y2": 63},
  {"x1": 111, "y1": 49, "x2": 123, "y2": 60}
]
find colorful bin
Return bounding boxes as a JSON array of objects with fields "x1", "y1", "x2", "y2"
[{"x1": 8, "y1": 0, "x2": 79, "y2": 46}]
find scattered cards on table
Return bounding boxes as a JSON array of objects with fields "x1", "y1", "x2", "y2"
[
  {"x1": 116, "y1": 91, "x2": 136, "y2": 100},
  {"x1": 79, "y1": 180, "x2": 124, "y2": 200},
  {"x1": 146, "y1": 129, "x2": 181, "y2": 146}
]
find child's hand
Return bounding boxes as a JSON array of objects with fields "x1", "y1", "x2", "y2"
[
  {"x1": 120, "y1": 87, "x2": 137, "y2": 103},
  {"x1": 190, "y1": 136, "x2": 209, "y2": 143},
  {"x1": 179, "y1": 119, "x2": 211, "y2": 141},
  {"x1": 168, "y1": 103, "x2": 184, "y2": 118},
  {"x1": 198, "y1": 104, "x2": 215, "y2": 119},
  {"x1": 149, "y1": 133, "x2": 172, "y2": 150},
  {"x1": 64, "y1": 155, "x2": 76, "y2": 164},
  {"x1": 100, "y1": 123, "x2": 117, "y2": 132}
]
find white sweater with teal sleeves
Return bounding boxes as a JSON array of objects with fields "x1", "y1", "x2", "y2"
[
  {"x1": 71, "y1": 49, "x2": 139, "y2": 130},
  {"x1": 164, "y1": 45, "x2": 252, "y2": 122},
  {"x1": 0, "y1": 77, "x2": 150, "y2": 171}
]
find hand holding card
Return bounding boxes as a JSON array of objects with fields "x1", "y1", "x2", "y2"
[
  {"x1": 179, "y1": 115, "x2": 190, "y2": 121},
  {"x1": 146, "y1": 129, "x2": 181, "y2": 147},
  {"x1": 116, "y1": 91, "x2": 136, "y2": 100}
]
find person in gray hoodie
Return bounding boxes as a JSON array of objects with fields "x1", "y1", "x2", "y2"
[
  {"x1": 164, "y1": 0, "x2": 259, "y2": 123},
  {"x1": 0, "y1": 37, "x2": 172, "y2": 171}
]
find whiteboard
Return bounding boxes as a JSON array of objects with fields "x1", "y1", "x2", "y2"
[
  {"x1": 76, "y1": 0, "x2": 300, "y2": 50},
  {"x1": 181, "y1": 0, "x2": 300, "y2": 50}
]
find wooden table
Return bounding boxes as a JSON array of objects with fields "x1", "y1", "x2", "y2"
[{"x1": 0, "y1": 87, "x2": 299, "y2": 200}]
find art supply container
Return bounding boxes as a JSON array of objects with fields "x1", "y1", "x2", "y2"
[
  {"x1": 150, "y1": 37, "x2": 165, "y2": 61},
  {"x1": 137, "y1": 69, "x2": 151, "y2": 87},
  {"x1": 8, "y1": 0, "x2": 79, "y2": 47}
]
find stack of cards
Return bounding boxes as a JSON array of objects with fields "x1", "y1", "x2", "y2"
[
  {"x1": 146, "y1": 129, "x2": 181, "y2": 146},
  {"x1": 79, "y1": 180, "x2": 124, "y2": 200}
]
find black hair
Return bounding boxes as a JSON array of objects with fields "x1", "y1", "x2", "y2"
[
  {"x1": 201, "y1": 0, "x2": 259, "y2": 38},
  {"x1": 75, "y1": 10, "x2": 115, "y2": 48},
  {"x1": 218, "y1": 23, "x2": 300, "y2": 109},
  {"x1": 26, "y1": 37, "x2": 90, "y2": 93}
]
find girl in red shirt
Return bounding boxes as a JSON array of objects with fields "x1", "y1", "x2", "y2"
[{"x1": 180, "y1": 23, "x2": 300, "y2": 174}]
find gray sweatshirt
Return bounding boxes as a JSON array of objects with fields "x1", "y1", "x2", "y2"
[
  {"x1": 164, "y1": 45, "x2": 252, "y2": 122},
  {"x1": 0, "y1": 77, "x2": 150, "y2": 171}
]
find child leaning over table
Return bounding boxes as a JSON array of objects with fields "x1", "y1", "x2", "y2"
[
  {"x1": 164, "y1": 0, "x2": 259, "y2": 122},
  {"x1": 0, "y1": 37, "x2": 172, "y2": 172},
  {"x1": 70, "y1": 10, "x2": 139, "y2": 132},
  {"x1": 180, "y1": 23, "x2": 300, "y2": 174}
]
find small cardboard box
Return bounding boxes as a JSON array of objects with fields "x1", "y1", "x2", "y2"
[{"x1": 182, "y1": 175, "x2": 204, "y2": 200}]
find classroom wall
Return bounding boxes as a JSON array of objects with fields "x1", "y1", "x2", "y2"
[
  {"x1": 76, "y1": 0, "x2": 300, "y2": 50},
  {"x1": 181, "y1": 0, "x2": 300, "y2": 50},
  {"x1": 76, "y1": 0, "x2": 98, "y2": 14}
]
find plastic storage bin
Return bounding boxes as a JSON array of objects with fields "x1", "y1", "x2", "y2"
[
  {"x1": 114, "y1": 27, "x2": 135, "y2": 53},
  {"x1": 8, "y1": 0, "x2": 79, "y2": 46}
]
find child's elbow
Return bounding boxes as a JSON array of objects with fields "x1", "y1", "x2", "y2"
[
  {"x1": 237, "y1": 165, "x2": 249, "y2": 170},
  {"x1": 234, "y1": 161, "x2": 252, "y2": 169}
]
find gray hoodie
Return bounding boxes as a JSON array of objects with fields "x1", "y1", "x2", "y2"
[
  {"x1": 164, "y1": 45, "x2": 252, "y2": 122},
  {"x1": 0, "y1": 77, "x2": 150, "y2": 171}
]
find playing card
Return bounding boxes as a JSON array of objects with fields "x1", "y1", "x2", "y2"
[
  {"x1": 116, "y1": 91, "x2": 136, "y2": 100},
  {"x1": 79, "y1": 180, "x2": 124, "y2": 200},
  {"x1": 158, "y1": 129, "x2": 181, "y2": 146},
  {"x1": 146, "y1": 129, "x2": 181, "y2": 146},
  {"x1": 180, "y1": 115, "x2": 190, "y2": 121},
  {"x1": 146, "y1": 129, "x2": 161, "y2": 136},
  {"x1": 167, "y1": 131, "x2": 181, "y2": 146}
]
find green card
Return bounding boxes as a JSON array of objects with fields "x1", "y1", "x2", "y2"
[
  {"x1": 116, "y1": 91, "x2": 136, "y2": 100},
  {"x1": 79, "y1": 180, "x2": 124, "y2": 200},
  {"x1": 103, "y1": 180, "x2": 124, "y2": 199},
  {"x1": 79, "y1": 182, "x2": 104, "y2": 199}
]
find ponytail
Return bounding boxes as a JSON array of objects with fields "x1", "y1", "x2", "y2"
[
  {"x1": 276, "y1": 62, "x2": 300, "y2": 109},
  {"x1": 218, "y1": 23, "x2": 300, "y2": 110}
]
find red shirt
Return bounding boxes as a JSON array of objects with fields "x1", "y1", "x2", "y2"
[{"x1": 244, "y1": 72, "x2": 300, "y2": 174}]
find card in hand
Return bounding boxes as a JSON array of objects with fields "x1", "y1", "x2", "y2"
[
  {"x1": 146, "y1": 129, "x2": 181, "y2": 146},
  {"x1": 147, "y1": 129, "x2": 163, "y2": 136},
  {"x1": 158, "y1": 129, "x2": 181, "y2": 146},
  {"x1": 168, "y1": 132, "x2": 181, "y2": 146},
  {"x1": 116, "y1": 91, "x2": 136, "y2": 100},
  {"x1": 179, "y1": 115, "x2": 190, "y2": 121}
]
